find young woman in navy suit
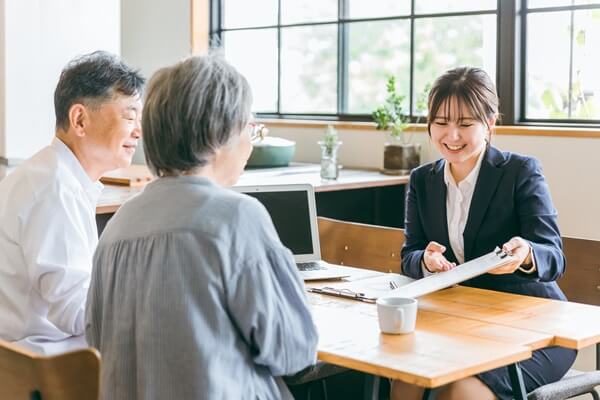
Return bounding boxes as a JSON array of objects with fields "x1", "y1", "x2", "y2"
[{"x1": 391, "y1": 67, "x2": 576, "y2": 400}]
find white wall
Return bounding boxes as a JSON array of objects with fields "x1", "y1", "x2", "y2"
[
  {"x1": 0, "y1": 0, "x2": 121, "y2": 161},
  {"x1": 121, "y1": 0, "x2": 191, "y2": 79},
  {"x1": 120, "y1": 0, "x2": 192, "y2": 164},
  {"x1": 270, "y1": 126, "x2": 600, "y2": 240}
]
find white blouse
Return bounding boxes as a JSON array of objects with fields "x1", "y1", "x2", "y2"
[{"x1": 444, "y1": 149, "x2": 486, "y2": 264}]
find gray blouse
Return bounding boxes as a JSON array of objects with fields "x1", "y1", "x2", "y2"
[{"x1": 85, "y1": 176, "x2": 318, "y2": 399}]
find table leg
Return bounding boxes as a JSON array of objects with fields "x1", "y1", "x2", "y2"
[
  {"x1": 363, "y1": 374, "x2": 380, "y2": 400},
  {"x1": 596, "y1": 343, "x2": 599, "y2": 370},
  {"x1": 422, "y1": 388, "x2": 436, "y2": 400},
  {"x1": 508, "y1": 363, "x2": 527, "y2": 400}
]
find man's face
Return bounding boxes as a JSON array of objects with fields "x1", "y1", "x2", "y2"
[{"x1": 83, "y1": 93, "x2": 142, "y2": 172}]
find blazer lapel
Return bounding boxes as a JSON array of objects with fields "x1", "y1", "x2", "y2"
[
  {"x1": 426, "y1": 160, "x2": 456, "y2": 262},
  {"x1": 463, "y1": 147, "x2": 506, "y2": 259}
]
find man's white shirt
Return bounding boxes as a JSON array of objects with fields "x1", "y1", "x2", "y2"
[{"x1": 0, "y1": 138, "x2": 103, "y2": 354}]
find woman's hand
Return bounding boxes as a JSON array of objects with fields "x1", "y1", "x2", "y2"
[
  {"x1": 488, "y1": 236, "x2": 532, "y2": 275},
  {"x1": 423, "y1": 241, "x2": 456, "y2": 272}
]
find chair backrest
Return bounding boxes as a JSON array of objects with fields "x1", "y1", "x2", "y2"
[
  {"x1": 317, "y1": 216, "x2": 405, "y2": 273},
  {"x1": 0, "y1": 340, "x2": 100, "y2": 400},
  {"x1": 559, "y1": 236, "x2": 600, "y2": 307}
]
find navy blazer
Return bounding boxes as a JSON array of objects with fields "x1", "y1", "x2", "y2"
[{"x1": 401, "y1": 146, "x2": 567, "y2": 300}]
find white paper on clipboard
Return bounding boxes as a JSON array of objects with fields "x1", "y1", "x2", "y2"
[{"x1": 389, "y1": 247, "x2": 517, "y2": 299}]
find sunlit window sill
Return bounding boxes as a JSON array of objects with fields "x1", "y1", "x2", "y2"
[{"x1": 257, "y1": 119, "x2": 600, "y2": 138}]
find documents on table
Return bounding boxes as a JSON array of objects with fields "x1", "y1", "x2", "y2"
[
  {"x1": 308, "y1": 248, "x2": 516, "y2": 302},
  {"x1": 309, "y1": 273, "x2": 415, "y2": 303}
]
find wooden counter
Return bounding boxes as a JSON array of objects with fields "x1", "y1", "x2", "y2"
[{"x1": 97, "y1": 164, "x2": 409, "y2": 215}]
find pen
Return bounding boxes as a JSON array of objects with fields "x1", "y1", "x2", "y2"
[{"x1": 307, "y1": 287, "x2": 376, "y2": 303}]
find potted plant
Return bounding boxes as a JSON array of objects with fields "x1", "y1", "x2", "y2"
[
  {"x1": 318, "y1": 124, "x2": 342, "y2": 180},
  {"x1": 372, "y1": 76, "x2": 423, "y2": 175}
]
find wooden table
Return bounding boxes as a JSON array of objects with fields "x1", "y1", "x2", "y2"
[
  {"x1": 307, "y1": 269, "x2": 600, "y2": 400},
  {"x1": 419, "y1": 286, "x2": 600, "y2": 350}
]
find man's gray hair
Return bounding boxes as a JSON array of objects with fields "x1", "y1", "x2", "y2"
[{"x1": 142, "y1": 52, "x2": 252, "y2": 176}]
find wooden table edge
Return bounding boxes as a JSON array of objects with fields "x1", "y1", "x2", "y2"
[{"x1": 318, "y1": 347, "x2": 532, "y2": 388}]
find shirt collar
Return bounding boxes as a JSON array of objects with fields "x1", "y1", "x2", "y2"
[
  {"x1": 443, "y1": 147, "x2": 486, "y2": 189},
  {"x1": 51, "y1": 137, "x2": 104, "y2": 199}
]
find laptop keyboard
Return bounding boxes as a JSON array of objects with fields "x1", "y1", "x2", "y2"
[{"x1": 297, "y1": 262, "x2": 327, "y2": 271}]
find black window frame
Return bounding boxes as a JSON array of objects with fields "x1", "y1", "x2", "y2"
[
  {"x1": 210, "y1": 0, "x2": 600, "y2": 127},
  {"x1": 519, "y1": 0, "x2": 600, "y2": 126}
]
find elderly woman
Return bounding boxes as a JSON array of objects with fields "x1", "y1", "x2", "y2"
[{"x1": 85, "y1": 54, "x2": 318, "y2": 399}]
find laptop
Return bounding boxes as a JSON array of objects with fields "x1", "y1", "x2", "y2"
[{"x1": 235, "y1": 184, "x2": 350, "y2": 281}]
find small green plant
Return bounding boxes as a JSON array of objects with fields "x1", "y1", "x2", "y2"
[
  {"x1": 322, "y1": 124, "x2": 340, "y2": 155},
  {"x1": 372, "y1": 76, "x2": 409, "y2": 143},
  {"x1": 372, "y1": 77, "x2": 430, "y2": 144}
]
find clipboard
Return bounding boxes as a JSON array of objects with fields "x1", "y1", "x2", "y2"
[
  {"x1": 308, "y1": 273, "x2": 416, "y2": 302},
  {"x1": 308, "y1": 247, "x2": 516, "y2": 302},
  {"x1": 390, "y1": 247, "x2": 516, "y2": 299}
]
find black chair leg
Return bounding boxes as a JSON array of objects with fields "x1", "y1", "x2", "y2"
[
  {"x1": 30, "y1": 391, "x2": 42, "y2": 400},
  {"x1": 320, "y1": 379, "x2": 329, "y2": 400},
  {"x1": 363, "y1": 375, "x2": 380, "y2": 400},
  {"x1": 508, "y1": 363, "x2": 527, "y2": 400},
  {"x1": 422, "y1": 388, "x2": 436, "y2": 400}
]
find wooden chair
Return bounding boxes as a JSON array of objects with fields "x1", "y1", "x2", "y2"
[
  {"x1": 317, "y1": 216, "x2": 405, "y2": 273},
  {"x1": 288, "y1": 217, "x2": 405, "y2": 399},
  {"x1": 0, "y1": 340, "x2": 100, "y2": 400},
  {"x1": 527, "y1": 237, "x2": 600, "y2": 400}
]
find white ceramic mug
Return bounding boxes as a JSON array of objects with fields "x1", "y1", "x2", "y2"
[{"x1": 376, "y1": 297, "x2": 418, "y2": 334}]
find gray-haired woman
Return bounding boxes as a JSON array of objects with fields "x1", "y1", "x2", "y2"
[{"x1": 85, "y1": 54, "x2": 318, "y2": 400}]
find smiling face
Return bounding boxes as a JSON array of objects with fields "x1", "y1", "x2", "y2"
[
  {"x1": 82, "y1": 93, "x2": 143, "y2": 173},
  {"x1": 429, "y1": 97, "x2": 494, "y2": 174}
]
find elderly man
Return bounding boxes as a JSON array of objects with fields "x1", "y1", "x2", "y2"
[{"x1": 0, "y1": 51, "x2": 144, "y2": 354}]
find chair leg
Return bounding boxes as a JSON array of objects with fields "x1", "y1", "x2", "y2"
[
  {"x1": 30, "y1": 391, "x2": 42, "y2": 400},
  {"x1": 363, "y1": 374, "x2": 380, "y2": 400},
  {"x1": 422, "y1": 388, "x2": 436, "y2": 400},
  {"x1": 320, "y1": 379, "x2": 329, "y2": 400},
  {"x1": 508, "y1": 363, "x2": 527, "y2": 400},
  {"x1": 596, "y1": 342, "x2": 599, "y2": 370}
]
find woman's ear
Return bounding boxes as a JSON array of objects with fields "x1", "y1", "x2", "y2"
[{"x1": 487, "y1": 114, "x2": 498, "y2": 130}]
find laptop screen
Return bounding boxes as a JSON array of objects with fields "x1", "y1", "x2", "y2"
[{"x1": 241, "y1": 189, "x2": 314, "y2": 256}]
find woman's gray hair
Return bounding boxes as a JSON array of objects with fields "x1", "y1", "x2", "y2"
[{"x1": 142, "y1": 52, "x2": 252, "y2": 176}]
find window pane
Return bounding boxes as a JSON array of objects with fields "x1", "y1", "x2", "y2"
[
  {"x1": 528, "y1": 0, "x2": 600, "y2": 8},
  {"x1": 413, "y1": 15, "x2": 497, "y2": 114},
  {"x1": 348, "y1": 0, "x2": 410, "y2": 19},
  {"x1": 572, "y1": 10, "x2": 600, "y2": 119},
  {"x1": 525, "y1": 11, "x2": 572, "y2": 119},
  {"x1": 281, "y1": 0, "x2": 337, "y2": 25},
  {"x1": 223, "y1": 0, "x2": 278, "y2": 29},
  {"x1": 224, "y1": 29, "x2": 278, "y2": 112},
  {"x1": 280, "y1": 25, "x2": 337, "y2": 113},
  {"x1": 347, "y1": 20, "x2": 410, "y2": 114},
  {"x1": 415, "y1": 0, "x2": 497, "y2": 14},
  {"x1": 528, "y1": 10, "x2": 600, "y2": 119}
]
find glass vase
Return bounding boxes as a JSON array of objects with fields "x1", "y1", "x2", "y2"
[{"x1": 318, "y1": 141, "x2": 342, "y2": 180}]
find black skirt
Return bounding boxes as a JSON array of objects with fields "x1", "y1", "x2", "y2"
[{"x1": 477, "y1": 346, "x2": 577, "y2": 400}]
